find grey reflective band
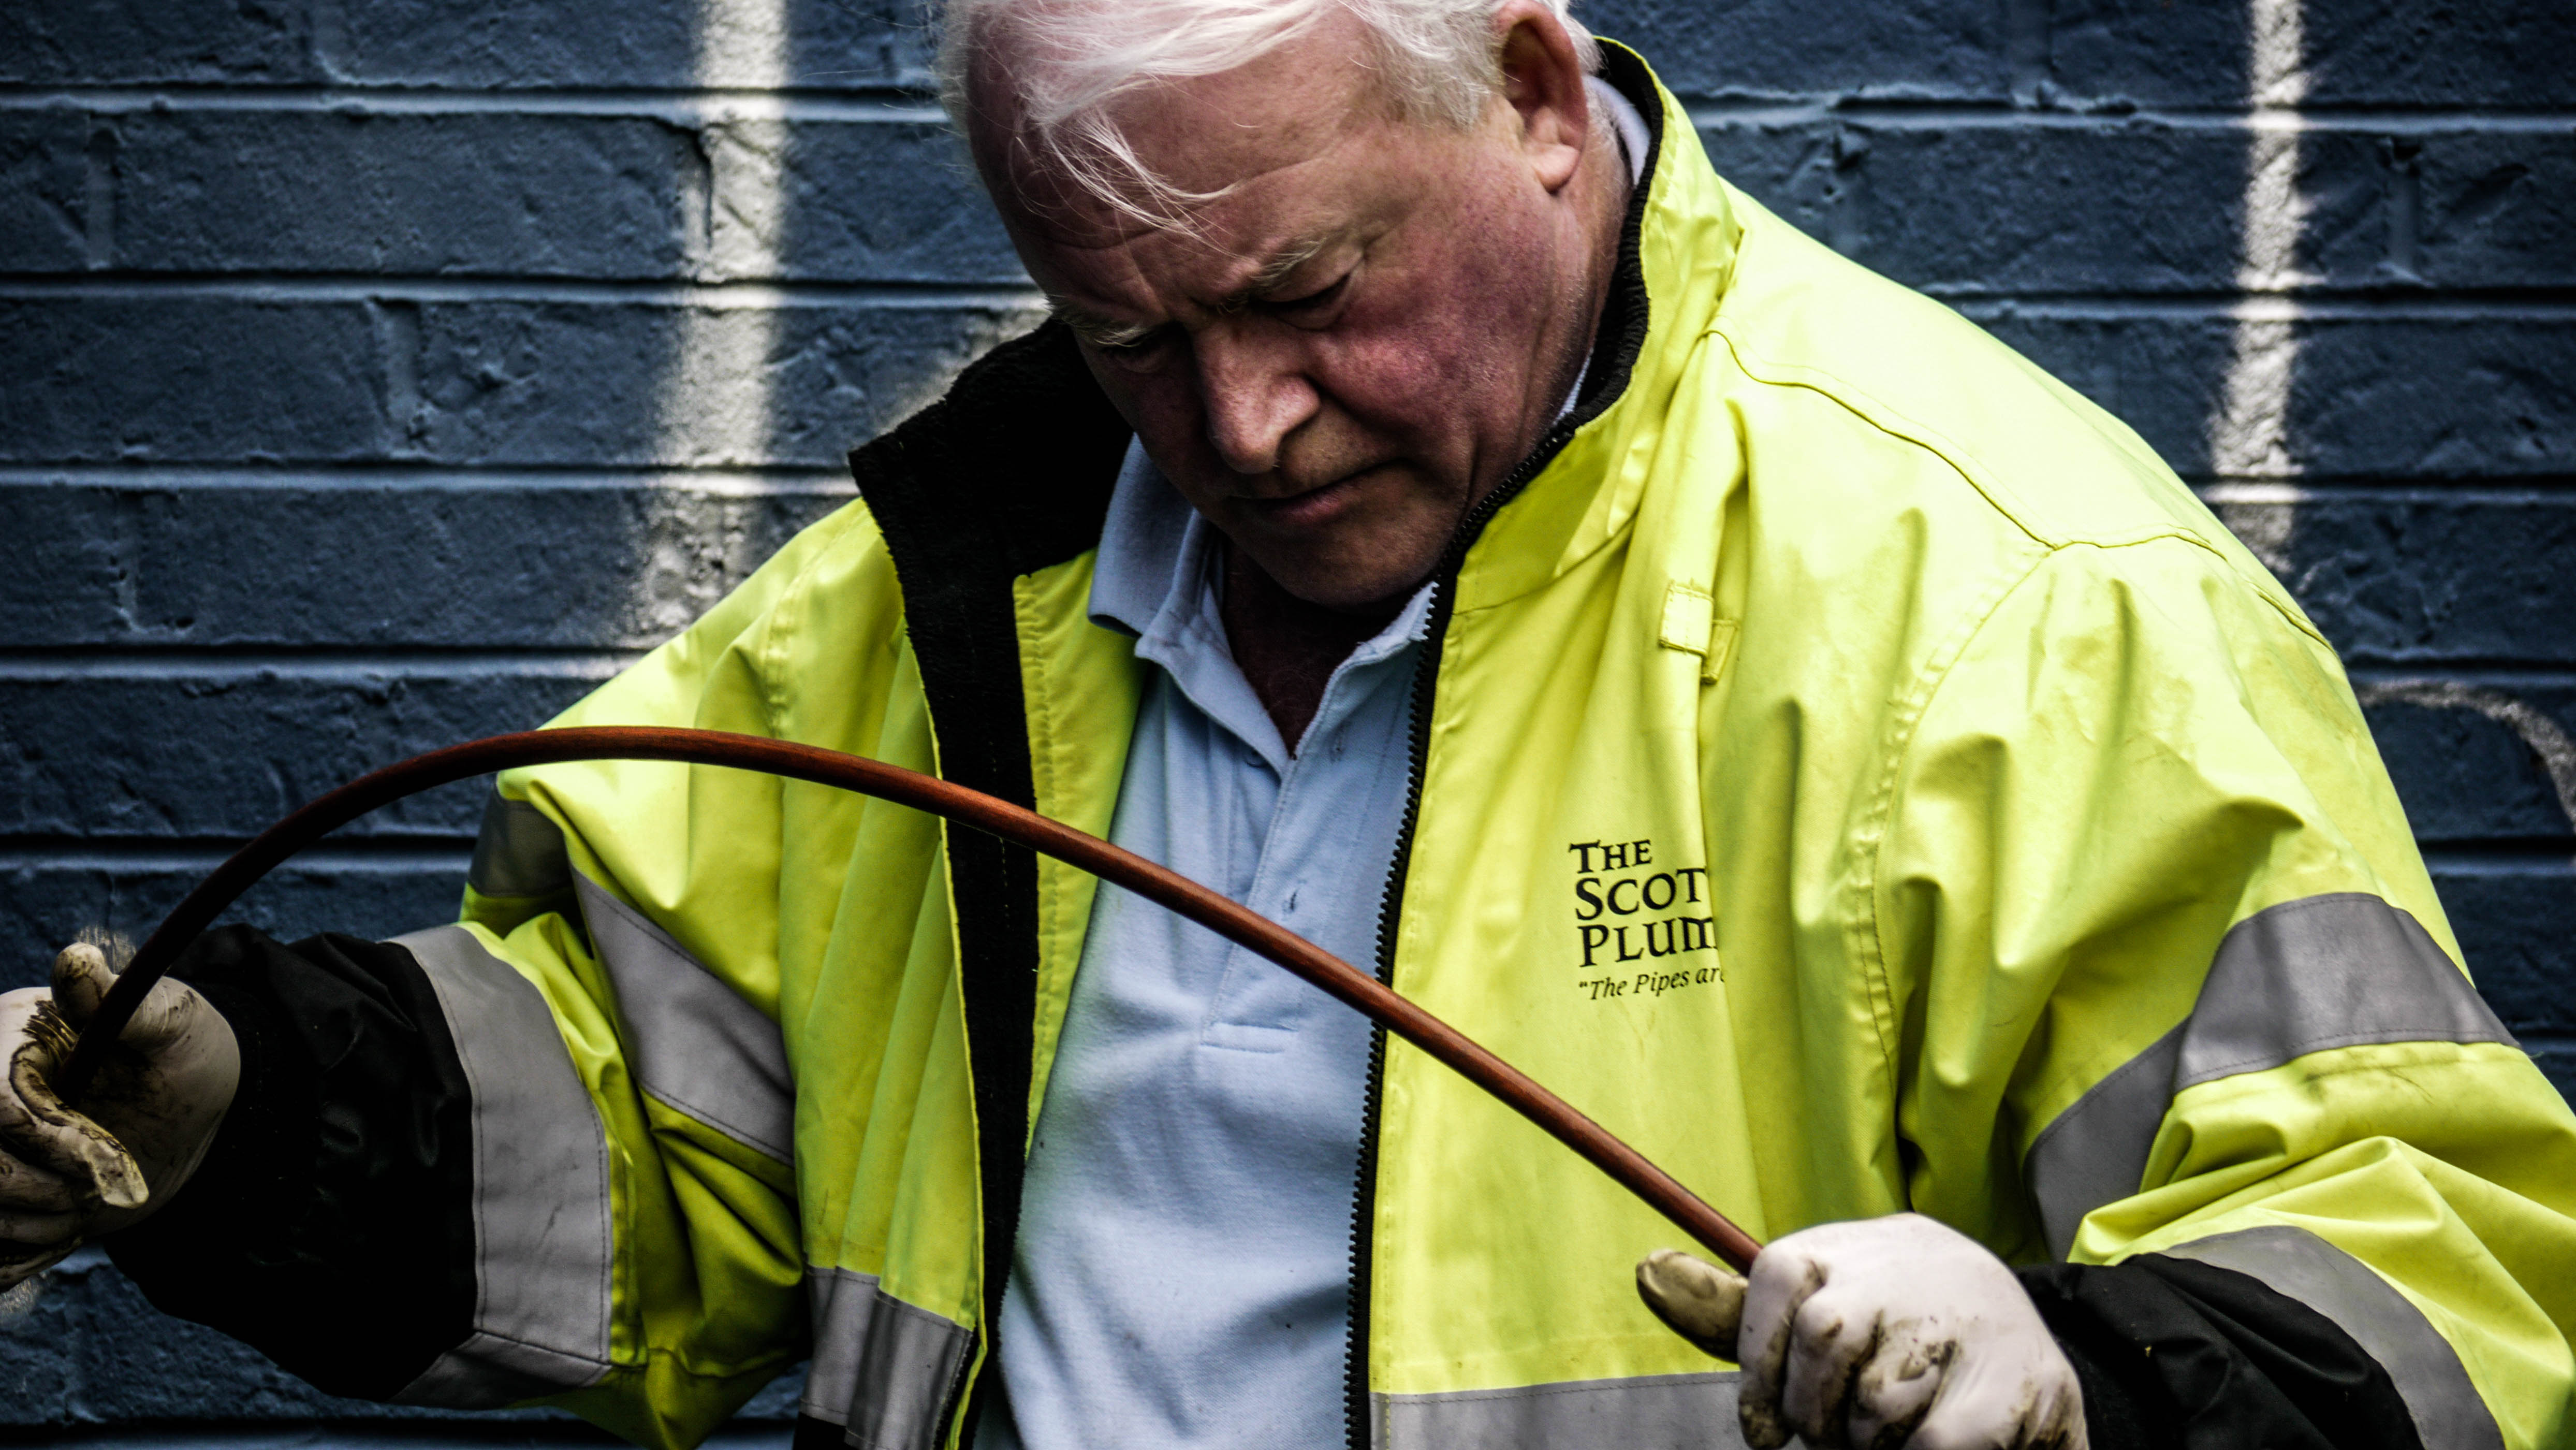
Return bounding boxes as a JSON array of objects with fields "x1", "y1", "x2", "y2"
[
  {"x1": 387, "y1": 925, "x2": 616, "y2": 1406},
  {"x1": 2028, "y1": 892, "x2": 2516, "y2": 1258},
  {"x1": 2177, "y1": 893, "x2": 2515, "y2": 1082},
  {"x1": 2161, "y1": 1226, "x2": 2503, "y2": 1450},
  {"x1": 1373, "y1": 1370, "x2": 1744, "y2": 1448},
  {"x1": 469, "y1": 791, "x2": 575, "y2": 898},
  {"x1": 573, "y1": 875, "x2": 796, "y2": 1163},
  {"x1": 2027, "y1": 1025, "x2": 2184, "y2": 1262},
  {"x1": 803, "y1": 1266, "x2": 975, "y2": 1450}
]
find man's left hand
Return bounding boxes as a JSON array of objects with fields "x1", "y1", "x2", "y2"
[{"x1": 1637, "y1": 1213, "x2": 2087, "y2": 1449}]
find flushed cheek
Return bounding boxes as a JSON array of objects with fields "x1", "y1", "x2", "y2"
[
  {"x1": 1314, "y1": 324, "x2": 1485, "y2": 454},
  {"x1": 1367, "y1": 234, "x2": 1542, "y2": 386}
]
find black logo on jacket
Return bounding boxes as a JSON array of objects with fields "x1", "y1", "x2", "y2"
[{"x1": 1568, "y1": 838, "x2": 1721, "y2": 1002}]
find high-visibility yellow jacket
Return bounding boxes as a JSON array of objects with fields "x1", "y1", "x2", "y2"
[{"x1": 396, "y1": 42, "x2": 2576, "y2": 1450}]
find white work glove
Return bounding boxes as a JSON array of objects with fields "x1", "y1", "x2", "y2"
[
  {"x1": 1637, "y1": 1213, "x2": 2087, "y2": 1450},
  {"x1": 0, "y1": 943, "x2": 239, "y2": 1287}
]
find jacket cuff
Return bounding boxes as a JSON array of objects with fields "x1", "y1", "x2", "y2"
[
  {"x1": 103, "y1": 925, "x2": 478, "y2": 1400},
  {"x1": 2017, "y1": 1256, "x2": 2426, "y2": 1450}
]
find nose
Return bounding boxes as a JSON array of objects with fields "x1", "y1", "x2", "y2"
[{"x1": 1194, "y1": 324, "x2": 1318, "y2": 477}]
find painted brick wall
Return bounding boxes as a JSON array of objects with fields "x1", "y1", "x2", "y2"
[{"x1": 1, "y1": 0, "x2": 2569, "y2": 1441}]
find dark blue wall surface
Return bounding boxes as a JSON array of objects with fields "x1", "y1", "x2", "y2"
[{"x1": 2, "y1": 0, "x2": 2570, "y2": 1441}]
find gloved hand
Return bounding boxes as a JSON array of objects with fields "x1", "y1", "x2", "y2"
[
  {"x1": 1638, "y1": 1213, "x2": 2087, "y2": 1449},
  {"x1": 0, "y1": 943, "x2": 239, "y2": 1287}
]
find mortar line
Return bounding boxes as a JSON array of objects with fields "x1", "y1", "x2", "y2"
[
  {"x1": 7, "y1": 648, "x2": 2573, "y2": 683},
  {"x1": 0, "y1": 463, "x2": 856, "y2": 491},
  {"x1": 0, "y1": 648, "x2": 644, "y2": 678},
  {"x1": 2348, "y1": 666, "x2": 2576, "y2": 688},
  {"x1": 1957, "y1": 294, "x2": 2576, "y2": 321},
  {"x1": 33, "y1": 468, "x2": 2573, "y2": 498},
  {"x1": 9, "y1": 277, "x2": 2568, "y2": 317},
  {"x1": 0, "y1": 275, "x2": 1040, "y2": 307},
  {"x1": 0, "y1": 84, "x2": 943, "y2": 122},
  {"x1": 2421, "y1": 850, "x2": 2576, "y2": 875},
  {"x1": 2193, "y1": 481, "x2": 2576, "y2": 502},
  {"x1": 0, "y1": 840, "x2": 476, "y2": 870},
  {"x1": 4, "y1": 84, "x2": 2572, "y2": 132}
]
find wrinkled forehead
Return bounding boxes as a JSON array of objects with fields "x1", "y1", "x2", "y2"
[{"x1": 963, "y1": 8, "x2": 1398, "y2": 249}]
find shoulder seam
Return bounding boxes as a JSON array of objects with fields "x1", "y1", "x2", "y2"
[
  {"x1": 2051, "y1": 531, "x2": 2337, "y2": 653},
  {"x1": 1705, "y1": 321, "x2": 2335, "y2": 655},
  {"x1": 1704, "y1": 320, "x2": 2063, "y2": 551}
]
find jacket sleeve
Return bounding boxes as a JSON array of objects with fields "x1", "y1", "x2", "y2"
[
  {"x1": 105, "y1": 499, "x2": 892, "y2": 1450},
  {"x1": 1871, "y1": 533, "x2": 2576, "y2": 1449},
  {"x1": 104, "y1": 925, "x2": 482, "y2": 1396}
]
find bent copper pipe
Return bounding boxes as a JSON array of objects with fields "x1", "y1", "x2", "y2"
[{"x1": 56, "y1": 726, "x2": 1762, "y2": 1271}]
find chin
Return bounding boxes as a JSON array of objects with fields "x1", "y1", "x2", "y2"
[
  {"x1": 1265, "y1": 552, "x2": 1440, "y2": 614},
  {"x1": 1229, "y1": 494, "x2": 1452, "y2": 613}
]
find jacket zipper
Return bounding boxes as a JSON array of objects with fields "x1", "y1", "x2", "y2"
[{"x1": 1338, "y1": 410, "x2": 1591, "y2": 1449}]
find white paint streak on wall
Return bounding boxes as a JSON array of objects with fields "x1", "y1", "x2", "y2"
[
  {"x1": 656, "y1": 0, "x2": 794, "y2": 467},
  {"x1": 2206, "y1": 485, "x2": 2299, "y2": 581},
  {"x1": 2208, "y1": 0, "x2": 2311, "y2": 480},
  {"x1": 2354, "y1": 680, "x2": 2576, "y2": 842}
]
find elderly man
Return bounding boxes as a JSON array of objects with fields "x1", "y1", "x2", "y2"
[{"x1": 4, "y1": 2, "x2": 2571, "y2": 1448}]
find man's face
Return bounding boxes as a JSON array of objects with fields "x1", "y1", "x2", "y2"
[{"x1": 974, "y1": 12, "x2": 1606, "y2": 612}]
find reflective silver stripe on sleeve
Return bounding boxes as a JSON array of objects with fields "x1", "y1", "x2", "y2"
[
  {"x1": 2028, "y1": 892, "x2": 2517, "y2": 1258},
  {"x1": 802, "y1": 1267, "x2": 975, "y2": 1450},
  {"x1": 572, "y1": 874, "x2": 795, "y2": 1164},
  {"x1": 468, "y1": 791, "x2": 574, "y2": 897},
  {"x1": 2177, "y1": 893, "x2": 2515, "y2": 1081},
  {"x1": 2161, "y1": 1226, "x2": 2503, "y2": 1450},
  {"x1": 388, "y1": 925, "x2": 614, "y2": 1406},
  {"x1": 2025, "y1": 1026, "x2": 2185, "y2": 1264},
  {"x1": 1372, "y1": 1371, "x2": 1745, "y2": 1449}
]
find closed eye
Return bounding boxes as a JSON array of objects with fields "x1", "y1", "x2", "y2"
[
  {"x1": 1067, "y1": 315, "x2": 1159, "y2": 350},
  {"x1": 1090, "y1": 323, "x2": 1177, "y2": 371},
  {"x1": 1266, "y1": 273, "x2": 1349, "y2": 316}
]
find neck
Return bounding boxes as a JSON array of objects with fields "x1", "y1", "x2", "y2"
[
  {"x1": 1485, "y1": 105, "x2": 1633, "y2": 523},
  {"x1": 1221, "y1": 542, "x2": 1404, "y2": 753},
  {"x1": 1551, "y1": 108, "x2": 1635, "y2": 419}
]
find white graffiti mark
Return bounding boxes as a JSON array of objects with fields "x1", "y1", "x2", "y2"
[
  {"x1": 653, "y1": 0, "x2": 792, "y2": 470},
  {"x1": 2355, "y1": 680, "x2": 2576, "y2": 843},
  {"x1": 2207, "y1": 0, "x2": 2312, "y2": 481}
]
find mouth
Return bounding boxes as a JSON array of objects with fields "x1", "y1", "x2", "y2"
[{"x1": 1238, "y1": 464, "x2": 1392, "y2": 531}]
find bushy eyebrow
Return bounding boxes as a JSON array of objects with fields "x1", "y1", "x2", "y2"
[
  {"x1": 1228, "y1": 232, "x2": 1336, "y2": 308},
  {"x1": 1050, "y1": 299, "x2": 1161, "y2": 350},
  {"x1": 1048, "y1": 229, "x2": 1344, "y2": 349}
]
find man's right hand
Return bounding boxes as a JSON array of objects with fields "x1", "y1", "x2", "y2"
[{"x1": 0, "y1": 943, "x2": 239, "y2": 1287}]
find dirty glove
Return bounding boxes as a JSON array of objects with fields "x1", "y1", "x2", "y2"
[
  {"x1": 1637, "y1": 1213, "x2": 2086, "y2": 1449},
  {"x1": 0, "y1": 943, "x2": 239, "y2": 1287}
]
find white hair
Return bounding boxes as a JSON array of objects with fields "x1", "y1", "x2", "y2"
[{"x1": 938, "y1": 0, "x2": 1601, "y2": 228}]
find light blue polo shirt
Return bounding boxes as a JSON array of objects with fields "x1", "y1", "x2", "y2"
[{"x1": 976, "y1": 443, "x2": 1435, "y2": 1448}]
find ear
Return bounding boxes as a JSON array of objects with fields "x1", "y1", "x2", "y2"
[{"x1": 1495, "y1": 2, "x2": 1593, "y2": 193}]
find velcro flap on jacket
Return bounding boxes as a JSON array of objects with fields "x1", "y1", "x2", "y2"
[{"x1": 1658, "y1": 582, "x2": 1737, "y2": 683}]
